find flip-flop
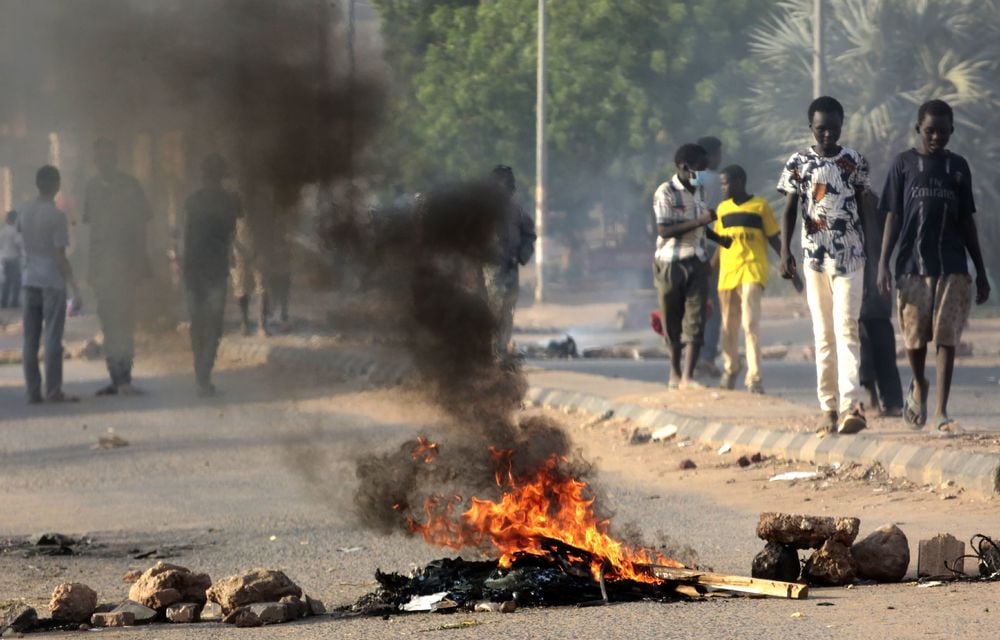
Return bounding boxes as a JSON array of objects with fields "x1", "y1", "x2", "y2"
[
  {"x1": 934, "y1": 418, "x2": 961, "y2": 438},
  {"x1": 903, "y1": 379, "x2": 927, "y2": 430}
]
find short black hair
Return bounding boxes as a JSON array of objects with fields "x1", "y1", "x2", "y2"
[
  {"x1": 808, "y1": 96, "x2": 844, "y2": 121},
  {"x1": 696, "y1": 136, "x2": 722, "y2": 155},
  {"x1": 674, "y1": 143, "x2": 707, "y2": 168},
  {"x1": 36, "y1": 165, "x2": 60, "y2": 192},
  {"x1": 491, "y1": 164, "x2": 515, "y2": 192},
  {"x1": 5, "y1": 210, "x2": 16, "y2": 224},
  {"x1": 917, "y1": 99, "x2": 954, "y2": 125},
  {"x1": 720, "y1": 165, "x2": 747, "y2": 184}
]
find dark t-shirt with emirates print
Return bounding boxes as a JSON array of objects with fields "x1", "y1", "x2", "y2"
[{"x1": 879, "y1": 149, "x2": 975, "y2": 276}]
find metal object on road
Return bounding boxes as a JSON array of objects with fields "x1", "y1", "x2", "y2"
[{"x1": 534, "y1": 0, "x2": 547, "y2": 303}]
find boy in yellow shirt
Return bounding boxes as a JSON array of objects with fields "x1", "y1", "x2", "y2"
[{"x1": 715, "y1": 165, "x2": 801, "y2": 393}]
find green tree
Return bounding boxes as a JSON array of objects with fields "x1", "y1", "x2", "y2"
[{"x1": 372, "y1": 0, "x2": 773, "y2": 245}]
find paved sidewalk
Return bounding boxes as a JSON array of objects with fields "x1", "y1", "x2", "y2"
[{"x1": 212, "y1": 336, "x2": 1000, "y2": 499}]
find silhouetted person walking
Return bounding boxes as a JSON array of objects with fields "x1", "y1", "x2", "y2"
[
  {"x1": 84, "y1": 139, "x2": 151, "y2": 396},
  {"x1": 19, "y1": 165, "x2": 81, "y2": 403},
  {"x1": 183, "y1": 154, "x2": 242, "y2": 397},
  {"x1": 0, "y1": 210, "x2": 22, "y2": 308}
]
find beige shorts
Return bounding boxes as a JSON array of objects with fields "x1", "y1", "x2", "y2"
[{"x1": 896, "y1": 274, "x2": 971, "y2": 349}]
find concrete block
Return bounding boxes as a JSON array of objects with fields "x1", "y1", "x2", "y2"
[{"x1": 918, "y1": 533, "x2": 964, "y2": 578}]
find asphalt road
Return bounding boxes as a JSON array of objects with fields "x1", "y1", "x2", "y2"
[{"x1": 3, "y1": 356, "x2": 1000, "y2": 639}]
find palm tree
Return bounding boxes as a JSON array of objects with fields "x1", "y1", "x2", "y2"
[{"x1": 746, "y1": 0, "x2": 1000, "y2": 284}]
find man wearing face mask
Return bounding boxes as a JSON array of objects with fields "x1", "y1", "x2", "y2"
[{"x1": 653, "y1": 143, "x2": 732, "y2": 389}]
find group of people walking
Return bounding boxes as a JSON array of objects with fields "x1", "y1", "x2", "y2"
[
  {"x1": 653, "y1": 96, "x2": 988, "y2": 435},
  {"x1": 9, "y1": 143, "x2": 281, "y2": 402}
]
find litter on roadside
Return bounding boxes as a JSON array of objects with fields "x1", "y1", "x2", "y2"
[{"x1": 769, "y1": 471, "x2": 820, "y2": 482}]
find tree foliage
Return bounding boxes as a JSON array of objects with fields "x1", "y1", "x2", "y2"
[{"x1": 372, "y1": 0, "x2": 772, "y2": 239}]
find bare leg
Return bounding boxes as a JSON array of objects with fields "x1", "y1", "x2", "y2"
[
  {"x1": 669, "y1": 342, "x2": 683, "y2": 380},
  {"x1": 934, "y1": 345, "x2": 956, "y2": 422},
  {"x1": 682, "y1": 343, "x2": 702, "y2": 383},
  {"x1": 907, "y1": 346, "x2": 929, "y2": 404}
]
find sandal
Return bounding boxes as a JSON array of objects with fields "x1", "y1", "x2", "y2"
[
  {"x1": 934, "y1": 417, "x2": 961, "y2": 438},
  {"x1": 903, "y1": 379, "x2": 927, "y2": 430}
]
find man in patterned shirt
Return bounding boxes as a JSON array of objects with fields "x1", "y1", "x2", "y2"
[
  {"x1": 778, "y1": 96, "x2": 870, "y2": 435},
  {"x1": 653, "y1": 143, "x2": 731, "y2": 389}
]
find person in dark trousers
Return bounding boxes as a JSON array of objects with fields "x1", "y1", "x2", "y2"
[
  {"x1": 858, "y1": 190, "x2": 903, "y2": 416},
  {"x1": 0, "y1": 210, "x2": 22, "y2": 308},
  {"x1": 878, "y1": 99, "x2": 990, "y2": 432},
  {"x1": 19, "y1": 165, "x2": 82, "y2": 403},
  {"x1": 653, "y1": 143, "x2": 732, "y2": 389},
  {"x1": 183, "y1": 154, "x2": 242, "y2": 397},
  {"x1": 695, "y1": 136, "x2": 724, "y2": 378},
  {"x1": 485, "y1": 165, "x2": 536, "y2": 357},
  {"x1": 83, "y1": 138, "x2": 151, "y2": 396}
]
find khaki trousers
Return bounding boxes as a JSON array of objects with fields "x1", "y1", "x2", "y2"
[
  {"x1": 719, "y1": 282, "x2": 763, "y2": 386},
  {"x1": 804, "y1": 266, "x2": 864, "y2": 413}
]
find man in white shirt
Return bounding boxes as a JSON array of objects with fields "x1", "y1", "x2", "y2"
[
  {"x1": 0, "y1": 210, "x2": 22, "y2": 308},
  {"x1": 18, "y1": 165, "x2": 82, "y2": 403}
]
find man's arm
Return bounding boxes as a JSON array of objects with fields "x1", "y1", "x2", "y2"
[
  {"x1": 705, "y1": 227, "x2": 733, "y2": 249},
  {"x1": 959, "y1": 215, "x2": 990, "y2": 304},
  {"x1": 769, "y1": 234, "x2": 803, "y2": 292},
  {"x1": 778, "y1": 192, "x2": 798, "y2": 279},
  {"x1": 55, "y1": 248, "x2": 81, "y2": 300},
  {"x1": 657, "y1": 210, "x2": 713, "y2": 239},
  {"x1": 876, "y1": 211, "x2": 901, "y2": 296}
]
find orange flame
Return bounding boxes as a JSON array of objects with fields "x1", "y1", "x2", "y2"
[
  {"x1": 407, "y1": 453, "x2": 683, "y2": 584},
  {"x1": 411, "y1": 436, "x2": 439, "y2": 463}
]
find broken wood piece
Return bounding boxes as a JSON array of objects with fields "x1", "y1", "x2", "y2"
[{"x1": 648, "y1": 566, "x2": 808, "y2": 600}]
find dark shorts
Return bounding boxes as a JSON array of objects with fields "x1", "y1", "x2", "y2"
[{"x1": 653, "y1": 257, "x2": 709, "y2": 347}]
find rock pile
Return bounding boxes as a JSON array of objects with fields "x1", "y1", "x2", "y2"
[
  {"x1": 752, "y1": 513, "x2": 911, "y2": 586},
  {"x1": 3, "y1": 564, "x2": 324, "y2": 634}
]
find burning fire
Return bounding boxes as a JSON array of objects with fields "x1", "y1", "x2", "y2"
[{"x1": 405, "y1": 440, "x2": 682, "y2": 584}]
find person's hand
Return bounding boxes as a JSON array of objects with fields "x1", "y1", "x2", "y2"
[
  {"x1": 976, "y1": 274, "x2": 991, "y2": 305},
  {"x1": 779, "y1": 250, "x2": 797, "y2": 280},
  {"x1": 877, "y1": 264, "x2": 892, "y2": 297}
]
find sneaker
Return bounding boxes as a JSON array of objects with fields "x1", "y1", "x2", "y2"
[
  {"x1": 46, "y1": 392, "x2": 80, "y2": 403},
  {"x1": 748, "y1": 381, "x2": 765, "y2": 395},
  {"x1": 679, "y1": 379, "x2": 706, "y2": 390},
  {"x1": 197, "y1": 383, "x2": 219, "y2": 398},
  {"x1": 96, "y1": 384, "x2": 119, "y2": 396},
  {"x1": 837, "y1": 407, "x2": 867, "y2": 435},
  {"x1": 817, "y1": 410, "x2": 838, "y2": 433},
  {"x1": 695, "y1": 360, "x2": 721, "y2": 377},
  {"x1": 719, "y1": 372, "x2": 737, "y2": 390},
  {"x1": 118, "y1": 383, "x2": 144, "y2": 396}
]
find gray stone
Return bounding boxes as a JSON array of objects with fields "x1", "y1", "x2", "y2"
[
  {"x1": 751, "y1": 542, "x2": 801, "y2": 582},
  {"x1": 279, "y1": 595, "x2": 308, "y2": 618},
  {"x1": 232, "y1": 608, "x2": 262, "y2": 628},
  {"x1": 166, "y1": 603, "x2": 199, "y2": 623},
  {"x1": 0, "y1": 604, "x2": 37, "y2": 634},
  {"x1": 852, "y1": 524, "x2": 910, "y2": 582},
  {"x1": 248, "y1": 602, "x2": 292, "y2": 625},
  {"x1": 206, "y1": 568, "x2": 301, "y2": 614},
  {"x1": 804, "y1": 540, "x2": 857, "y2": 586},
  {"x1": 918, "y1": 533, "x2": 965, "y2": 578},
  {"x1": 111, "y1": 600, "x2": 158, "y2": 624},
  {"x1": 49, "y1": 582, "x2": 98, "y2": 622},
  {"x1": 499, "y1": 600, "x2": 517, "y2": 613},
  {"x1": 304, "y1": 595, "x2": 326, "y2": 616},
  {"x1": 128, "y1": 562, "x2": 212, "y2": 610},
  {"x1": 90, "y1": 611, "x2": 135, "y2": 627},
  {"x1": 199, "y1": 602, "x2": 224, "y2": 622},
  {"x1": 757, "y1": 512, "x2": 860, "y2": 549}
]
